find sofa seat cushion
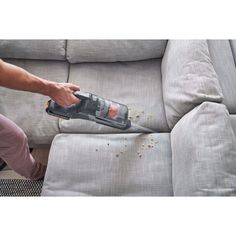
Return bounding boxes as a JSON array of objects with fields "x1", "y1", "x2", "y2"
[
  {"x1": 162, "y1": 40, "x2": 223, "y2": 129},
  {"x1": 66, "y1": 40, "x2": 167, "y2": 63},
  {"x1": 0, "y1": 40, "x2": 66, "y2": 61},
  {"x1": 171, "y1": 102, "x2": 236, "y2": 196},
  {"x1": 60, "y1": 59, "x2": 170, "y2": 133},
  {"x1": 0, "y1": 59, "x2": 69, "y2": 146},
  {"x1": 208, "y1": 40, "x2": 236, "y2": 114},
  {"x1": 41, "y1": 133, "x2": 173, "y2": 196}
]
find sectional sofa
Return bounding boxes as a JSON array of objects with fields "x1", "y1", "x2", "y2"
[{"x1": 0, "y1": 40, "x2": 236, "y2": 196}]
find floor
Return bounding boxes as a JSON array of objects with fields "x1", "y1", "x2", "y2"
[{"x1": 0, "y1": 147, "x2": 50, "y2": 179}]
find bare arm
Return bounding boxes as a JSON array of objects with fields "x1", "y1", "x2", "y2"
[{"x1": 0, "y1": 59, "x2": 80, "y2": 106}]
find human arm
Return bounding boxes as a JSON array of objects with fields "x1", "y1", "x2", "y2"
[{"x1": 0, "y1": 59, "x2": 80, "y2": 106}]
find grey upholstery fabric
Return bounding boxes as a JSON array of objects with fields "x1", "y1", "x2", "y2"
[
  {"x1": 0, "y1": 40, "x2": 66, "y2": 60},
  {"x1": 60, "y1": 59, "x2": 170, "y2": 133},
  {"x1": 172, "y1": 102, "x2": 236, "y2": 196},
  {"x1": 0, "y1": 59, "x2": 69, "y2": 146},
  {"x1": 230, "y1": 40, "x2": 236, "y2": 65},
  {"x1": 162, "y1": 40, "x2": 223, "y2": 129},
  {"x1": 67, "y1": 40, "x2": 167, "y2": 63},
  {"x1": 41, "y1": 133, "x2": 173, "y2": 196},
  {"x1": 230, "y1": 115, "x2": 236, "y2": 136},
  {"x1": 208, "y1": 40, "x2": 236, "y2": 113}
]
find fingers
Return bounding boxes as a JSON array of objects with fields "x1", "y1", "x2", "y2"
[
  {"x1": 67, "y1": 83, "x2": 80, "y2": 92},
  {"x1": 68, "y1": 84, "x2": 81, "y2": 104},
  {"x1": 70, "y1": 93, "x2": 80, "y2": 103},
  {"x1": 51, "y1": 83, "x2": 81, "y2": 106},
  {"x1": 55, "y1": 95, "x2": 80, "y2": 107}
]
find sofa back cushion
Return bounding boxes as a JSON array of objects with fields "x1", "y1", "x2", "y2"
[
  {"x1": 59, "y1": 59, "x2": 170, "y2": 133},
  {"x1": 0, "y1": 40, "x2": 66, "y2": 60},
  {"x1": 207, "y1": 40, "x2": 236, "y2": 114},
  {"x1": 66, "y1": 40, "x2": 167, "y2": 63},
  {"x1": 162, "y1": 40, "x2": 223, "y2": 129}
]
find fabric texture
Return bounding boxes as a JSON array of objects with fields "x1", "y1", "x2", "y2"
[
  {"x1": 162, "y1": 40, "x2": 223, "y2": 129},
  {"x1": 230, "y1": 115, "x2": 236, "y2": 136},
  {"x1": 42, "y1": 133, "x2": 173, "y2": 196},
  {"x1": 0, "y1": 59, "x2": 68, "y2": 146},
  {"x1": 207, "y1": 40, "x2": 236, "y2": 113},
  {"x1": 0, "y1": 40, "x2": 66, "y2": 60},
  {"x1": 60, "y1": 59, "x2": 170, "y2": 133},
  {"x1": 67, "y1": 40, "x2": 167, "y2": 63},
  {"x1": 171, "y1": 102, "x2": 236, "y2": 196},
  {"x1": 230, "y1": 40, "x2": 236, "y2": 65}
]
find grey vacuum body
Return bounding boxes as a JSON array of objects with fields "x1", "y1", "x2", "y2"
[{"x1": 46, "y1": 91, "x2": 131, "y2": 130}]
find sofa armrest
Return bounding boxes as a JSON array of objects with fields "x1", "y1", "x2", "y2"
[{"x1": 171, "y1": 102, "x2": 236, "y2": 196}]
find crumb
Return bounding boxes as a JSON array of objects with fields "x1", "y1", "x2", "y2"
[
  {"x1": 115, "y1": 154, "x2": 119, "y2": 158},
  {"x1": 139, "y1": 154, "x2": 142, "y2": 158},
  {"x1": 125, "y1": 145, "x2": 127, "y2": 147},
  {"x1": 107, "y1": 143, "x2": 109, "y2": 146},
  {"x1": 151, "y1": 139, "x2": 154, "y2": 142},
  {"x1": 148, "y1": 145, "x2": 151, "y2": 148},
  {"x1": 136, "y1": 115, "x2": 140, "y2": 118},
  {"x1": 96, "y1": 149, "x2": 98, "y2": 152}
]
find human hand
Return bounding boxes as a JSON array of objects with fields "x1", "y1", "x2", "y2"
[{"x1": 48, "y1": 83, "x2": 80, "y2": 106}]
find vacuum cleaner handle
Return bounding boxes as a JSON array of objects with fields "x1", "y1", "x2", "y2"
[{"x1": 73, "y1": 91, "x2": 90, "y2": 100}]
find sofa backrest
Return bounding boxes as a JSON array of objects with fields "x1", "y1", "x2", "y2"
[
  {"x1": 0, "y1": 40, "x2": 66, "y2": 61},
  {"x1": 0, "y1": 40, "x2": 167, "y2": 63},
  {"x1": 66, "y1": 40, "x2": 167, "y2": 63},
  {"x1": 207, "y1": 40, "x2": 236, "y2": 114}
]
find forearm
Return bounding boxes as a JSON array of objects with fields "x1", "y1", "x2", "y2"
[{"x1": 0, "y1": 59, "x2": 55, "y2": 96}]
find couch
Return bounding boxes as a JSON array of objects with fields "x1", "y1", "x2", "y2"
[{"x1": 0, "y1": 40, "x2": 235, "y2": 196}]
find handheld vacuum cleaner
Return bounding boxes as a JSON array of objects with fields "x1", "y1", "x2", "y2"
[{"x1": 46, "y1": 91, "x2": 154, "y2": 133}]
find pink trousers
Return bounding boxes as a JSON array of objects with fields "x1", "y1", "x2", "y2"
[{"x1": 0, "y1": 114, "x2": 46, "y2": 180}]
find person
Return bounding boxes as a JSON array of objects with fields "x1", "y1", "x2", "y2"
[{"x1": 0, "y1": 59, "x2": 80, "y2": 180}]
